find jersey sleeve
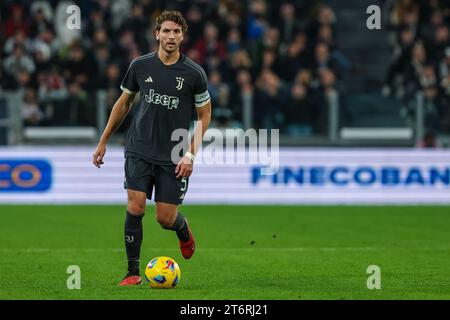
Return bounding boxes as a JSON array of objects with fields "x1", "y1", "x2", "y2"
[
  {"x1": 193, "y1": 67, "x2": 211, "y2": 108},
  {"x1": 120, "y1": 60, "x2": 139, "y2": 95}
]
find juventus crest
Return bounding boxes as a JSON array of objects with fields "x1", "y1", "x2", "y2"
[{"x1": 176, "y1": 77, "x2": 184, "y2": 90}]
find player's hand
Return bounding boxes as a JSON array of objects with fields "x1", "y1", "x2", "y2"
[
  {"x1": 175, "y1": 155, "x2": 193, "y2": 178},
  {"x1": 92, "y1": 143, "x2": 106, "y2": 168}
]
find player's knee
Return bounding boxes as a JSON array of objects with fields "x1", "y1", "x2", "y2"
[
  {"x1": 127, "y1": 202, "x2": 146, "y2": 215},
  {"x1": 155, "y1": 213, "x2": 174, "y2": 229}
]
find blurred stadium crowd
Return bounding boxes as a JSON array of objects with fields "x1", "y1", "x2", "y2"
[
  {"x1": 0, "y1": 0, "x2": 350, "y2": 137},
  {"x1": 385, "y1": 0, "x2": 450, "y2": 134},
  {"x1": 2, "y1": 0, "x2": 448, "y2": 139}
]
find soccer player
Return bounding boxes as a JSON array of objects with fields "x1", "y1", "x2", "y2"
[{"x1": 92, "y1": 10, "x2": 211, "y2": 286}]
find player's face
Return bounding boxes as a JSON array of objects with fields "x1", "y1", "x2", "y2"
[{"x1": 156, "y1": 21, "x2": 184, "y2": 54}]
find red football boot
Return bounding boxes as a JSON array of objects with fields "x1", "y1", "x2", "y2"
[
  {"x1": 118, "y1": 274, "x2": 142, "y2": 286},
  {"x1": 179, "y1": 219, "x2": 195, "y2": 259}
]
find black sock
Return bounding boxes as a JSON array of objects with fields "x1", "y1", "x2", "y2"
[
  {"x1": 163, "y1": 212, "x2": 190, "y2": 242},
  {"x1": 124, "y1": 211, "x2": 143, "y2": 275}
]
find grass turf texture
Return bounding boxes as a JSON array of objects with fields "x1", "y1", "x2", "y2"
[{"x1": 0, "y1": 205, "x2": 449, "y2": 300}]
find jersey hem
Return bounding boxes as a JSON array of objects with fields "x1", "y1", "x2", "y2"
[{"x1": 125, "y1": 150, "x2": 177, "y2": 166}]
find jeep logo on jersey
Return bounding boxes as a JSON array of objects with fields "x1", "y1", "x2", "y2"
[{"x1": 144, "y1": 89, "x2": 179, "y2": 109}]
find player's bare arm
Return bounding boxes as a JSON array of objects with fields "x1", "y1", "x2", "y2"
[
  {"x1": 92, "y1": 91, "x2": 136, "y2": 168},
  {"x1": 175, "y1": 100, "x2": 212, "y2": 178}
]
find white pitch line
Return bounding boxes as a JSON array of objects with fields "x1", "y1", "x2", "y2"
[
  {"x1": 0, "y1": 247, "x2": 374, "y2": 252},
  {"x1": 0, "y1": 247, "x2": 448, "y2": 253}
]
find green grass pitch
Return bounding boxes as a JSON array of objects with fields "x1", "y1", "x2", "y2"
[{"x1": 0, "y1": 205, "x2": 449, "y2": 300}]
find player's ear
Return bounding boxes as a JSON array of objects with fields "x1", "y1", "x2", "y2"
[{"x1": 155, "y1": 30, "x2": 160, "y2": 40}]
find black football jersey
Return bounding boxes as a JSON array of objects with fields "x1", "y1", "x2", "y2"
[{"x1": 120, "y1": 52, "x2": 210, "y2": 165}]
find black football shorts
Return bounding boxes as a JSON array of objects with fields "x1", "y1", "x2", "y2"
[{"x1": 124, "y1": 156, "x2": 189, "y2": 205}]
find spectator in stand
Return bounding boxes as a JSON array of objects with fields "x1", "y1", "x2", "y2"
[
  {"x1": 439, "y1": 47, "x2": 450, "y2": 80},
  {"x1": 37, "y1": 65, "x2": 67, "y2": 125},
  {"x1": 3, "y1": 43, "x2": 36, "y2": 78},
  {"x1": 260, "y1": 49, "x2": 281, "y2": 75},
  {"x1": 247, "y1": 0, "x2": 268, "y2": 42},
  {"x1": 186, "y1": 47, "x2": 202, "y2": 65},
  {"x1": 0, "y1": 68, "x2": 4, "y2": 92},
  {"x1": 30, "y1": 1, "x2": 53, "y2": 25},
  {"x1": 229, "y1": 68, "x2": 253, "y2": 127},
  {"x1": 316, "y1": 24, "x2": 336, "y2": 50},
  {"x1": 384, "y1": 26, "x2": 416, "y2": 97},
  {"x1": 16, "y1": 70, "x2": 34, "y2": 89},
  {"x1": 389, "y1": 0, "x2": 419, "y2": 36},
  {"x1": 284, "y1": 83, "x2": 316, "y2": 137},
  {"x1": 416, "y1": 130, "x2": 442, "y2": 148},
  {"x1": 3, "y1": 4, "x2": 29, "y2": 38},
  {"x1": 93, "y1": 45, "x2": 111, "y2": 77},
  {"x1": 226, "y1": 28, "x2": 243, "y2": 56},
  {"x1": 91, "y1": 28, "x2": 110, "y2": 50},
  {"x1": 420, "y1": 64, "x2": 445, "y2": 130},
  {"x1": 29, "y1": 8, "x2": 53, "y2": 39},
  {"x1": 35, "y1": 28, "x2": 59, "y2": 59},
  {"x1": 32, "y1": 41, "x2": 52, "y2": 76},
  {"x1": 22, "y1": 88, "x2": 45, "y2": 126},
  {"x1": 316, "y1": 68, "x2": 339, "y2": 132},
  {"x1": 278, "y1": 33, "x2": 308, "y2": 82},
  {"x1": 229, "y1": 48, "x2": 253, "y2": 74},
  {"x1": 120, "y1": 3, "x2": 148, "y2": 52},
  {"x1": 386, "y1": 0, "x2": 450, "y2": 135},
  {"x1": 102, "y1": 62, "x2": 131, "y2": 134},
  {"x1": 308, "y1": 4, "x2": 337, "y2": 42},
  {"x1": 276, "y1": 2, "x2": 300, "y2": 53},
  {"x1": 194, "y1": 22, "x2": 226, "y2": 68},
  {"x1": 0, "y1": 0, "x2": 346, "y2": 136},
  {"x1": 38, "y1": 65, "x2": 67, "y2": 103},
  {"x1": 85, "y1": 3, "x2": 112, "y2": 40},
  {"x1": 4, "y1": 29, "x2": 33, "y2": 55},
  {"x1": 184, "y1": 5, "x2": 204, "y2": 47},
  {"x1": 421, "y1": 10, "x2": 445, "y2": 47},
  {"x1": 209, "y1": 70, "x2": 235, "y2": 128},
  {"x1": 312, "y1": 42, "x2": 340, "y2": 78},
  {"x1": 249, "y1": 25, "x2": 281, "y2": 73},
  {"x1": 62, "y1": 43, "x2": 97, "y2": 90},
  {"x1": 403, "y1": 40, "x2": 427, "y2": 98},
  {"x1": 208, "y1": 70, "x2": 230, "y2": 111},
  {"x1": 439, "y1": 67, "x2": 450, "y2": 132},
  {"x1": 63, "y1": 82, "x2": 94, "y2": 126},
  {"x1": 254, "y1": 68, "x2": 289, "y2": 129},
  {"x1": 430, "y1": 25, "x2": 450, "y2": 61},
  {"x1": 116, "y1": 29, "x2": 139, "y2": 62},
  {"x1": 97, "y1": 62, "x2": 122, "y2": 91},
  {"x1": 294, "y1": 69, "x2": 314, "y2": 88}
]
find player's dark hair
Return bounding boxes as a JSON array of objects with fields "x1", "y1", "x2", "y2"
[{"x1": 155, "y1": 10, "x2": 188, "y2": 33}]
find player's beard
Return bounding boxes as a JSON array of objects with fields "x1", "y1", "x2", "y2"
[{"x1": 162, "y1": 41, "x2": 179, "y2": 54}]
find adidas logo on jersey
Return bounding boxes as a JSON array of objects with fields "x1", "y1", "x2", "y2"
[{"x1": 145, "y1": 76, "x2": 153, "y2": 83}]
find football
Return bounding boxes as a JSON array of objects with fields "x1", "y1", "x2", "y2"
[{"x1": 144, "y1": 256, "x2": 181, "y2": 289}]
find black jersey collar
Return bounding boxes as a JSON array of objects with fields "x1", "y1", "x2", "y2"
[{"x1": 156, "y1": 52, "x2": 185, "y2": 68}]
